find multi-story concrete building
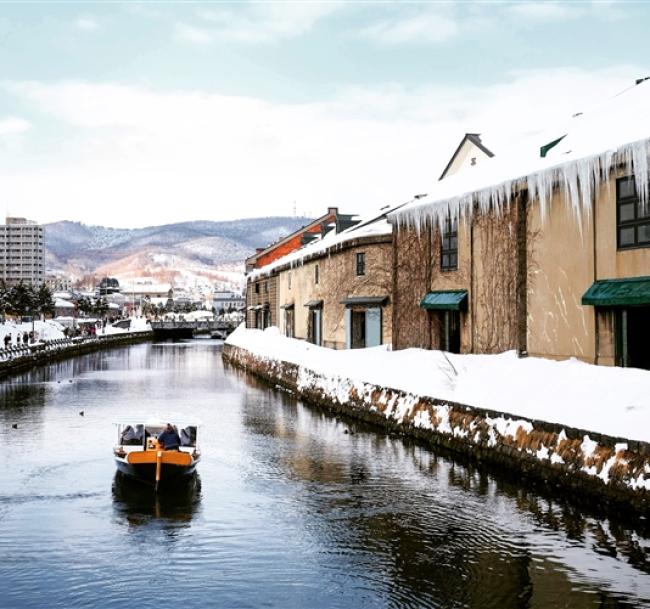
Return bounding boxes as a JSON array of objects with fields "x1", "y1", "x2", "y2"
[
  {"x1": 213, "y1": 290, "x2": 245, "y2": 314},
  {"x1": 0, "y1": 217, "x2": 44, "y2": 287}
]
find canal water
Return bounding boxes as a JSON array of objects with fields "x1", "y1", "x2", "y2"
[{"x1": 1, "y1": 340, "x2": 650, "y2": 609}]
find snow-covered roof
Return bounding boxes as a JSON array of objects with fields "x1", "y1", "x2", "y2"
[
  {"x1": 390, "y1": 78, "x2": 650, "y2": 229},
  {"x1": 248, "y1": 205, "x2": 396, "y2": 281},
  {"x1": 54, "y1": 298, "x2": 75, "y2": 308}
]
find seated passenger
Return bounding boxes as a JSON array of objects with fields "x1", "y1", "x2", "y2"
[
  {"x1": 157, "y1": 423, "x2": 181, "y2": 450},
  {"x1": 120, "y1": 425, "x2": 140, "y2": 445}
]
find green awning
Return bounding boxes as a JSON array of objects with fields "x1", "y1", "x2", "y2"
[
  {"x1": 582, "y1": 276, "x2": 650, "y2": 307},
  {"x1": 420, "y1": 290, "x2": 468, "y2": 311}
]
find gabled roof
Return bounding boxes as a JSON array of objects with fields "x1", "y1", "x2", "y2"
[
  {"x1": 391, "y1": 78, "x2": 650, "y2": 231},
  {"x1": 247, "y1": 202, "x2": 401, "y2": 281},
  {"x1": 439, "y1": 133, "x2": 495, "y2": 181},
  {"x1": 245, "y1": 207, "x2": 358, "y2": 270}
]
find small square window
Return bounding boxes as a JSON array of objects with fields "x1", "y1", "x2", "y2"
[
  {"x1": 619, "y1": 227, "x2": 635, "y2": 247},
  {"x1": 618, "y1": 177, "x2": 636, "y2": 199},
  {"x1": 620, "y1": 203, "x2": 636, "y2": 222},
  {"x1": 638, "y1": 223, "x2": 650, "y2": 244}
]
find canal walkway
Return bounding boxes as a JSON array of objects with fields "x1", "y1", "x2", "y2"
[
  {"x1": 0, "y1": 330, "x2": 153, "y2": 379},
  {"x1": 224, "y1": 326, "x2": 650, "y2": 514}
]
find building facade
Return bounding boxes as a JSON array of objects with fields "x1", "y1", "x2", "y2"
[
  {"x1": 245, "y1": 207, "x2": 356, "y2": 329},
  {"x1": 276, "y1": 230, "x2": 392, "y2": 349},
  {"x1": 0, "y1": 217, "x2": 44, "y2": 287},
  {"x1": 390, "y1": 80, "x2": 650, "y2": 370},
  {"x1": 213, "y1": 290, "x2": 245, "y2": 314}
]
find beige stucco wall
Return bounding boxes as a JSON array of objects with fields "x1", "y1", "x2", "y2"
[
  {"x1": 527, "y1": 168, "x2": 650, "y2": 364},
  {"x1": 277, "y1": 239, "x2": 392, "y2": 349},
  {"x1": 527, "y1": 191, "x2": 596, "y2": 362}
]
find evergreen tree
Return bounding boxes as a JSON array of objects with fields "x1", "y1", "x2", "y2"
[
  {"x1": 36, "y1": 284, "x2": 55, "y2": 317},
  {"x1": 9, "y1": 282, "x2": 35, "y2": 316},
  {"x1": 77, "y1": 296, "x2": 93, "y2": 316},
  {"x1": 94, "y1": 297, "x2": 108, "y2": 318},
  {"x1": 0, "y1": 281, "x2": 9, "y2": 319}
]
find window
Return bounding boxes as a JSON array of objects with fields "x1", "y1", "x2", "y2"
[
  {"x1": 356, "y1": 252, "x2": 365, "y2": 276},
  {"x1": 288, "y1": 272, "x2": 292, "y2": 290},
  {"x1": 254, "y1": 283, "x2": 260, "y2": 294},
  {"x1": 617, "y1": 176, "x2": 650, "y2": 249},
  {"x1": 315, "y1": 264, "x2": 319, "y2": 284},
  {"x1": 264, "y1": 281, "x2": 268, "y2": 294},
  {"x1": 441, "y1": 216, "x2": 458, "y2": 271}
]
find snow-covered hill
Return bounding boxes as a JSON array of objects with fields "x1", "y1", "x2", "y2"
[{"x1": 44, "y1": 216, "x2": 312, "y2": 289}]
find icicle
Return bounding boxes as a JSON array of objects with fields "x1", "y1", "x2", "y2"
[
  {"x1": 390, "y1": 136, "x2": 650, "y2": 233},
  {"x1": 632, "y1": 139, "x2": 650, "y2": 211}
]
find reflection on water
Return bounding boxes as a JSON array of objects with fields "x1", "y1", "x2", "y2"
[
  {"x1": 0, "y1": 340, "x2": 650, "y2": 609},
  {"x1": 112, "y1": 472, "x2": 202, "y2": 529}
]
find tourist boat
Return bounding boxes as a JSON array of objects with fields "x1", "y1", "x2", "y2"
[{"x1": 113, "y1": 421, "x2": 201, "y2": 489}]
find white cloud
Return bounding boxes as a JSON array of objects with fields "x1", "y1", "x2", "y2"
[
  {"x1": 0, "y1": 116, "x2": 31, "y2": 136},
  {"x1": 359, "y1": 1, "x2": 630, "y2": 45},
  {"x1": 177, "y1": 2, "x2": 341, "y2": 44},
  {"x1": 508, "y1": 2, "x2": 579, "y2": 21},
  {"x1": 360, "y1": 8, "x2": 460, "y2": 44},
  {"x1": 0, "y1": 66, "x2": 643, "y2": 226},
  {"x1": 174, "y1": 23, "x2": 213, "y2": 45},
  {"x1": 75, "y1": 17, "x2": 99, "y2": 31}
]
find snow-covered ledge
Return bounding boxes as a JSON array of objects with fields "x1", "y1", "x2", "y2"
[{"x1": 224, "y1": 325, "x2": 650, "y2": 513}]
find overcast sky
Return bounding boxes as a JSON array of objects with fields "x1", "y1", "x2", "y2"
[{"x1": 0, "y1": 1, "x2": 648, "y2": 228}]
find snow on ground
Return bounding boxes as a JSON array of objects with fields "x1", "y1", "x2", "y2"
[
  {"x1": 227, "y1": 325, "x2": 650, "y2": 443},
  {"x1": 0, "y1": 320, "x2": 66, "y2": 344}
]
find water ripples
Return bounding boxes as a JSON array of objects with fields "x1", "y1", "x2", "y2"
[{"x1": 1, "y1": 341, "x2": 650, "y2": 608}]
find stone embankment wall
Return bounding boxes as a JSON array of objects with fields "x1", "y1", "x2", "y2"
[
  {"x1": 223, "y1": 343, "x2": 650, "y2": 514},
  {"x1": 0, "y1": 332, "x2": 153, "y2": 379}
]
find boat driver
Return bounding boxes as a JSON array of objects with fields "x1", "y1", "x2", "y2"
[{"x1": 157, "y1": 423, "x2": 181, "y2": 451}]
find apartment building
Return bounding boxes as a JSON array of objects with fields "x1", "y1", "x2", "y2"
[{"x1": 0, "y1": 217, "x2": 44, "y2": 287}]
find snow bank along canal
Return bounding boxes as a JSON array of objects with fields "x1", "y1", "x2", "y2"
[
  {"x1": 225, "y1": 327, "x2": 650, "y2": 515},
  {"x1": 2, "y1": 339, "x2": 650, "y2": 608}
]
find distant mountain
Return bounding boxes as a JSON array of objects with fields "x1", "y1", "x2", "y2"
[{"x1": 44, "y1": 217, "x2": 312, "y2": 289}]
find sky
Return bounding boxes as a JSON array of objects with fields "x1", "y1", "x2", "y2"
[{"x1": 0, "y1": 1, "x2": 648, "y2": 228}]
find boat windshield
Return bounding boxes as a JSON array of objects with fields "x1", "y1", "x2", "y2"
[{"x1": 117, "y1": 423, "x2": 198, "y2": 447}]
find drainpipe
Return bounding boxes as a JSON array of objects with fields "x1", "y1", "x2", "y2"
[
  {"x1": 516, "y1": 191, "x2": 529, "y2": 357},
  {"x1": 592, "y1": 175, "x2": 599, "y2": 364}
]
